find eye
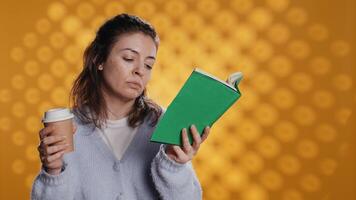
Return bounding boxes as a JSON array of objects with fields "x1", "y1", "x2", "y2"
[
  {"x1": 145, "y1": 64, "x2": 152, "y2": 69},
  {"x1": 123, "y1": 57, "x2": 134, "y2": 62}
]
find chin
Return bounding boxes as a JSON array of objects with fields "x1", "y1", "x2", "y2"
[{"x1": 121, "y1": 89, "x2": 142, "y2": 100}]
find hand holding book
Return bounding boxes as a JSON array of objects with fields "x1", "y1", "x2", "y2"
[{"x1": 165, "y1": 124, "x2": 210, "y2": 164}]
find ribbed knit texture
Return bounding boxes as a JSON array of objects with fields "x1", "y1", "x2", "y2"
[{"x1": 31, "y1": 111, "x2": 202, "y2": 200}]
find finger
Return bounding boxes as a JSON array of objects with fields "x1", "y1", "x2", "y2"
[
  {"x1": 190, "y1": 125, "x2": 202, "y2": 151},
  {"x1": 46, "y1": 150, "x2": 65, "y2": 163},
  {"x1": 72, "y1": 122, "x2": 77, "y2": 134},
  {"x1": 39, "y1": 126, "x2": 55, "y2": 140},
  {"x1": 201, "y1": 126, "x2": 211, "y2": 142},
  {"x1": 172, "y1": 145, "x2": 189, "y2": 161},
  {"x1": 46, "y1": 144, "x2": 69, "y2": 155},
  {"x1": 181, "y1": 128, "x2": 192, "y2": 153},
  {"x1": 42, "y1": 135, "x2": 67, "y2": 146}
]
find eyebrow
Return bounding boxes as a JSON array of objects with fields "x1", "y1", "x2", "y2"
[{"x1": 120, "y1": 48, "x2": 156, "y2": 60}]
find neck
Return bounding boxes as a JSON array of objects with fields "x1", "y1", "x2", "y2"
[{"x1": 101, "y1": 87, "x2": 135, "y2": 121}]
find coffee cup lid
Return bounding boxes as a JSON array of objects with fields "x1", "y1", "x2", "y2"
[{"x1": 42, "y1": 108, "x2": 74, "y2": 123}]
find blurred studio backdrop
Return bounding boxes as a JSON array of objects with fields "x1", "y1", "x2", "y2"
[{"x1": 0, "y1": 0, "x2": 355, "y2": 199}]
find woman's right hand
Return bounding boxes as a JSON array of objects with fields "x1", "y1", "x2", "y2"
[{"x1": 37, "y1": 125, "x2": 76, "y2": 175}]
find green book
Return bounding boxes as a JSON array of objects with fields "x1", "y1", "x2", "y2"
[{"x1": 150, "y1": 68, "x2": 243, "y2": 146}]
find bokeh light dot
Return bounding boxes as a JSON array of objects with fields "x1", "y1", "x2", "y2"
[
  {"x1": 333, "y1": 74, "x2": 353, "y2": 91},
  {"x1": 12, "y1": 102, "x2": 26, "y2": 118},
  {"x1": 38, "y1": 73, "x2": 55, "y2": 91},
  {"x1": 133, "y1": 1, "x2": 155, "y2": 20},
  {"x1": 267, "y1": 23, "x2": 290, "y2": 44},
  {"x1": 268, "y1": 55, "x2": 293, "y2": 77},
  {"x1": 37, "y1": 46, "x2": 54, "y2": 63},
  {"x1": 253, "y1": 103, "x2": 279, "y2": 126},
  {"x1": 230, "y1": 0, "x2": 254, "y2": 15},
  {"x1": 335, "y1": 108, "x2": 352, "y2": 124},
  {"x1": 12, "y1": 130, "x2": 26, "y2": 146},
  {"x1": 277, "y1": 154, "x2": 301, "y2": 175},
  {"x1": 308, "y1": 56, "x2": 331, "y2": 75},
  {"x1": 50, "y1": 32, "x2": 68, "y2": 49},
  {"x1": 270, "y1": 87, "x2": 296, "y2": 109},
  {"x1": 224, "y1": 167, "x2": 249, "y2": 191},
  {"x1": 259, "y1": 169, "x2": 283, "y2": 191},
  {"x1": 64, "y1": 45, "x2": 82, "y2": 64},
  {"x1": 23, "y1": 32, "x2": 38, "y2": 48},
  {"x1": 314, "y1": 124, "x2": 337, "y2": 143},
  {"x1": 299, "y1": 174, "x2": 321, "y2": 192},
  {"x1": 77, "y1": 2, "x2": 95, "y2": 20},
  {"x1": 319, "y1": 158, "x2": 338, "y2": 176},
  {"x1": 297, "y1": 139, "x2": 319, "y2": 159},
  {"x1": 273, "y1": 120, "x2": 298, "y2": 142},
  {"x1": 25, "y1": 88, "x2": 41, "y2": 104},
  {"x1": 50, "y1": 59, "x2": 68, "y2": 78},
  {"x1": 24, "y1": 60, "x2": 41, "y2": 76},
  {"x1": 249, "y1": 39, "x2": 274, "y2": 62},
  {"x1": 256, "y1": 136, "x2": 281, "y2": 159},
  {"x1": 250, "y1": 71, "x2": 275, "y2": 94},
  {"x1": 213, "y1": 10, "x2": 237, "y2": 33},
  {"x1": 282, "y1": 189, "x2": 303, "y2": 200},
  {"x1": 286, "y1": 7, "x2": 308, "y2": 26},
  {"x1": 47, "y1": 2, "x2": 67, "y2": 21},
  {"x1": 241, "y1": 151, "x2": 264, "y2": 174},
  {"x1": 288, "y1": 40, "x2": 311, "y2": 60},
  {"x1": 241, "y1": 183, "x2": 268, "y2": 200},
  {"x1": 61, "y1": 16, "x2": 83, "y2": 36},
  {"x1": 248, "y1": 7, "x2": 273, "y2": 30},
  {"x1": 25, "y1": 116, "x2": 41, "y2": 133},
  {"x1": 36, "y1": 18, "x2": 52, "y2": 34},
  {"x1": 51, "y1": 87, "x2": 68, "y2": 105},
  {"x1": 308, "y1": 24, "x2": 329, "y2": 41},
  {"x1": 290, "y1": 72, "x2": 313, "y2": 92},
  {"x1": 330, "y1": 40, "x2": 350, "y2": 57},
  {"x1": 312, "y1": 90, "x2": 335, "y2": 108},
  {"x1": 266, "y1": 0, "x2": 290, "y2": 12},
  {"x1": 293, "y1": 105, "x2": 316, "y2": 126},
  {"x1": 196, "y1": 0, "x2": 219, "y2": 17},
  {"x1": 11, "y1": 74, "x2": 26, "y2": 90},
  {"x1": 237, "y1": 119, "x2": 262, "y2": 143},
  {"x1": 12, "y1": 159, "x2": 26, "y2": 175},
  {"x1": 10, "y1": 47, "x2": 25, "y2": 62},
  {"x1": 0, "y1": 117, "x2": 11, "y2": 131},
  {"x1": 0, "y1": 89, "x2": 12, "y2": 103},
  {"x1": 232, "y1": 24, "x2": 257, "y2": 48}
]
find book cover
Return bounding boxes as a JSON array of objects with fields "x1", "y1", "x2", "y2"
[{"x1": 150, "y1": 68, "x2": 242, "y2": 145}]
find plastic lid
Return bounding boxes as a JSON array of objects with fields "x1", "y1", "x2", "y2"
[{"x1": 42, "y1": 108, "x2": 74, "y2": 123}]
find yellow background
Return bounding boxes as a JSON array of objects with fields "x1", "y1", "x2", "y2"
[{"x1": 0, "y1": 0, "x2": 355, "y2": 199}]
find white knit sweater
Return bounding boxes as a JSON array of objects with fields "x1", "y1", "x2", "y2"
[{"x1": 31, "y1": 111, "x2": 202, "y2": 200}]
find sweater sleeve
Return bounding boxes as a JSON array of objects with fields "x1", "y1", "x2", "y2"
[
  {"x1": 150, "y1": 144, "x2": 203, "y2": 200},
  {"x1": 30, "y1": 152, "x2": 78, "y2": 200}
]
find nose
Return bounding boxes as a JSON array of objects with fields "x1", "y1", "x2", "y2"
[{"x1": 133, "y1": 62, "x2": 145, "y2": 77}]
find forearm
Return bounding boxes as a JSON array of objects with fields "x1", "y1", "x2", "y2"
[
  {"x1": 31, "y1": 154, "x2": 78, "y2": 200},
  {"x1": 150, "y1": 145, "x2": 202, "y2": 200}
]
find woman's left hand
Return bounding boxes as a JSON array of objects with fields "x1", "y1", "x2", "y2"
[{"x1": 165, "y1": 125, "x2": 210, "y2": 164}]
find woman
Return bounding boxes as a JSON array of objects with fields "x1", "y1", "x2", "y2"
[{"x1": 31, "y1": 13, "x2": 210, "y2": 200}]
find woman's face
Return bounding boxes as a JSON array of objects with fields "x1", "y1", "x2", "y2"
[{"x1": 100, "y1": 32, "x2": 157, "y2": 101}]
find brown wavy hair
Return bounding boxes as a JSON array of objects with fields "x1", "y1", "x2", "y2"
[{"x1": 70, "y1": 13, "x2": 162, "y2": 129}]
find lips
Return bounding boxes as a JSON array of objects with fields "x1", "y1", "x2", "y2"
[{"x1": 127, "y1": 81, "x2": 142, "y2": 89}]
